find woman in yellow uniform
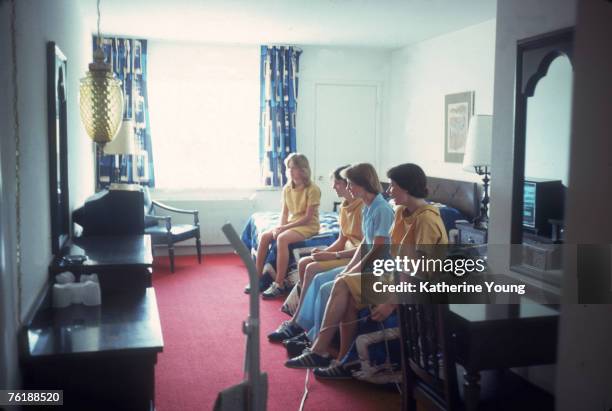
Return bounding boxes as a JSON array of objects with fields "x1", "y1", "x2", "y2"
[
  {"x1": 297, "y1": 165, "x2": 364, "y2": 295},
  {"x1": 256, "y1": 153, "x2": 322, "y2": 299},
  {"x1": 268, "y1": 165, "x2": 364, "y2": 340}
]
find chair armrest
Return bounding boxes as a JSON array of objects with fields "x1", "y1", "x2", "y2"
[
  {"x1": 146, "y1": 214, "x2": 172, "y2": 232},
  {"x1": 151, "y1": 200, "x2": 199, "y2": 225},
  {"x1": 151, "y1": 200, "x2": 197, "y2": 215},
  {"x1": 147, "y1": 214, "x2": 171, "y2": 223}
]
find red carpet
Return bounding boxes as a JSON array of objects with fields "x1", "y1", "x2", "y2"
[{"x1": 153, "y1": 254, "x2": 401, "y2": 411}]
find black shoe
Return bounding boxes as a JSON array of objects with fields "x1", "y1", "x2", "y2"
[
  {"x1": 244, "y1": 272, "x2": 274, "y2": 295},
  {"x1": 261, "y1": 282, "x2": 287, "y2": 299},
  {"x1": 285, "y1": 349, "x2": 331, "y2": 369},
  {"x1": 285, "y1": 339, "x2": 310, "y2": 358},
  {"x1": 284, "y1": 332, "x2": 310, "y2": 358},
  {"x1": 314, "y1": 361, "x2": 352, "y2": 380},
  {"x1": 283, "y1": 332, "x2": 309, "y2": 345},
  {"x1": 268, "y1": 321, "x2": 303, "y2": 343}
]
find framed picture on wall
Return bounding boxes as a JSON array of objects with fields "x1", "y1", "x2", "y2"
[{"x1": 444, "y1": 91, "x2": 475, "y2": 163}]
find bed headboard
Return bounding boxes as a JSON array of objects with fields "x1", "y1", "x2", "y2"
[{"x1": 426, "y1": 177, "x2": 482, "y2": 222}]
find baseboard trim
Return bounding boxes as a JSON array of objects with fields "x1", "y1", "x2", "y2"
[{"x1": 152, "y1": 244, "x2": 234, "y2": 256}]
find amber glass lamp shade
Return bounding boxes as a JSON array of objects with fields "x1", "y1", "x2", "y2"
[{"x1": 79, "y1": 48, "x2": 124, "y2": 146}]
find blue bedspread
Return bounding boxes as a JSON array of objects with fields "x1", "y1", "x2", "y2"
[
  {"x1": 241, "y1": 205, "x2": 465, "y2": 276},
  {"x1": 434, "y1": 203, "x2": 466, "y2": 232},
  {"x1": 241, "y1": 211, "x2": 341, "y2": 270}
]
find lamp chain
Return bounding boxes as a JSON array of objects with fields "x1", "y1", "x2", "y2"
[
  {"x1": 10, "y1": 0, "x2": 23, "y2": 324},
  {"x1": 96, "y1": 0, "x2": 101, "y2": 47}
]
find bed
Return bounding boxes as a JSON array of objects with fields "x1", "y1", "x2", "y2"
[
  {"x1": 241, "y1": 211, "x2": 341, "y2": 280},
  {"x1": 240, "y1": 177, "x2": 482, "y2": 279}
]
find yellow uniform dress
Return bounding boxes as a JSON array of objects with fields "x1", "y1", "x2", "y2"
[
  {"x1": 342, "y1": 204, "x2": 448, "y2": 305},
  {"x1": 283, "y1": 183, "x2": 322, "y2": 238},
  {"x1": 317, "y1": 198, "x2": 364, "y2": 271},
  {"x1": 393, "y1": 204, "x2": 448, "y2": 253}
]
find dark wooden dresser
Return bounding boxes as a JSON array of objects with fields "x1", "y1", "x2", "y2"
[
  {"x1": 48, "y1": 235, "x2": 154, "y2": 296},
  {"x1": 20, "y1": 235, "x2": 163, "y2": 411}
]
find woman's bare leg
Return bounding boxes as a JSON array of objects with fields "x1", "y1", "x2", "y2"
[
  {"x1": 297, "y1": 256, "x2": 315, "y2": 284},
  {"x1": 274, "y1": 230, "x2": 305, "y2": 286},
  {"x1": 311, "y1": 279, "x2": 351, "y2": 355},
  {"x1": 338, "y1": 297, "x2": 359, "y2": 360},
  {"x1": 302, "y1": 262, "x2": 323, "y2": 292},
  {"x1": 255, "y1": 230, "x2": 273, "y2": 276}
]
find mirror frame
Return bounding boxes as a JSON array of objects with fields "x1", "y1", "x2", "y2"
[
  {"x1": 510, "y1": 27, "x2": 574, "y2": 283},
  {"x1": 47, "y1": 42, "x2": 70, "y2": 256}
]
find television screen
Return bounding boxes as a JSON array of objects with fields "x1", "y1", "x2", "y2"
[{"x1": 523, "y1": 181, "x2": 536, "y2": 228}]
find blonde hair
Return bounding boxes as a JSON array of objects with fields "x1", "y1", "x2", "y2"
[
  {"x1": 284, "y1": 153, "x2": 312, "y2": 187},
  {"x1": 343, "y1": 163, "x2": 382, "y2": 194}
]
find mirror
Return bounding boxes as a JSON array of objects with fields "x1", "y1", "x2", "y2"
[
  {"x1": 47, "y1": 42, "x2": 70, "y2": 256},
  {"x1": 525, "y1": 55, "x2": 572, "y2": 187},
  {"x1": 510, "y1": 28, "x2": 574, "y2": 285}
]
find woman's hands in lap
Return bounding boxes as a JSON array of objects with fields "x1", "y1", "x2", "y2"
[
  {"x1": 312, "y1": 251, "x2": 335, "y2": 262},
  {"x1": 272, "y1": 226, "x2": 286, "y2": 239}
]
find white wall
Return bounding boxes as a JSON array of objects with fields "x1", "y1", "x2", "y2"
[
  {"x1": 297, "y1": 46, "x2": 391, "y2": 175},
  {"x1": 384, "y1": 19, "x2": 496, "y2": 181},
  {"x1": 0, "y1": 0, "x2": 94, "y2": 389}
]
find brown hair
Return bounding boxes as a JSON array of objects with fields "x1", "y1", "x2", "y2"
[
  {"x1": 342, "y1": 163, "x2": 382, "y2": 194},
  {"x1": 386, "y1": 163, "x2": 429, "y2": 198},
  {"x1": 330, "y1": 165, "x2": 351, "y2": 182},
  {"x1": 284, "y1": 153, "x2": 312, "y2": 187}
]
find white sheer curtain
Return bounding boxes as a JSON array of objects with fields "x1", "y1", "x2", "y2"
[{"x1": 148, "y1": 41, "x2": 260, "y2": 190}]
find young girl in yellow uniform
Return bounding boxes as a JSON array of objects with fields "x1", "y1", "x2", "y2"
[
  {"x1": 267, "y1": 165, "x2": 364, "y2": 341},
  {"x1": 256, "y1": 153, "x2": 322, "y2": 299}
]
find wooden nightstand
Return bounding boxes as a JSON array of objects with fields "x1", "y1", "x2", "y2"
[{"x1": 456, "y1": 221, "x2": 488, "y2": 245}]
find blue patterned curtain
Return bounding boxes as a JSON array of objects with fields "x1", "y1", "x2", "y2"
[
  {"x1": 259, "y1": 46, "x2": 302, "y2": 187},
  {"x1": 94, "y1": 36, "x2": 155, "y2": 188}
]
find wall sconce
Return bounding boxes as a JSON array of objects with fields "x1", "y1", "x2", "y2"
[{"x1": 79, "y1": 0, "x2": 123, "y2": 146}]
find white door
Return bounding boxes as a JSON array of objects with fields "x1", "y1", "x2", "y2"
[{"x1": 314, "y1": 83, "x2": 379, "y2": 211}]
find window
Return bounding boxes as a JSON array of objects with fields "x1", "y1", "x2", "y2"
[{"x1": 148, "y1": 42, "x2": 260, "y2": 189}]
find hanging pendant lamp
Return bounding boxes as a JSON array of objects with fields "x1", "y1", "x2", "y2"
[{"x1": 79, "y1": 0, "x2": 123, "y2": 146}]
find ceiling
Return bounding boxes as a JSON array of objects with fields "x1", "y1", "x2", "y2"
[{"x1": 85, "y1": 0, "x2": 496, "y2": 49}]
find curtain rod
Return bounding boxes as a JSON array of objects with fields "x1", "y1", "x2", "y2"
[{"x1": 264, "y1": 44, "x2": 303, "y2": 51}]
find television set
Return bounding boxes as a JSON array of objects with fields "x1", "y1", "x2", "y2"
[{"x1": 522, "y1": 178, "x2": 564, "y2": 237}]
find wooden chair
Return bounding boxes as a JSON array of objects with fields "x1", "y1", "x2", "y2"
[
  {"x1": 142, "y1": 186, "x2": 202, "y2": 272},
  {"x1": 398, "y1": 303, "x2": 461, "y2": 411}
]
